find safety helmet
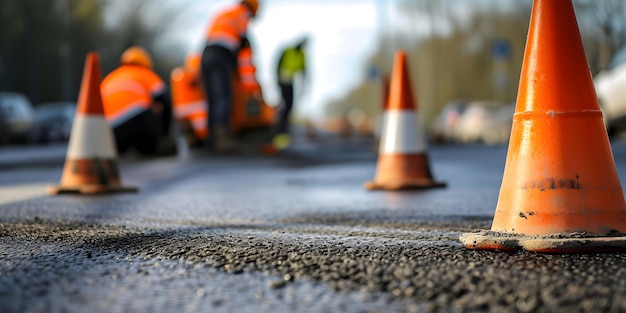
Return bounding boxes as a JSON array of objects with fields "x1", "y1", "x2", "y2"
[
  {"x1": 242, "y1": 0, "x2": 259, "y2": 16},
  {"x1": 120, "y1": 46, "x2": 153, "y2": 69}
]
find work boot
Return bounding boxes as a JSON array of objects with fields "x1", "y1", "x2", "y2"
[
  {"x1": 156, "y1": 136, "x2": 178, "y2": 157},
  {"x1": 214, "y1": 126, "x2": 238, "y2": 153},
  {"x1": 272, "y1": 133, "x2": 291, "y2": 149}
]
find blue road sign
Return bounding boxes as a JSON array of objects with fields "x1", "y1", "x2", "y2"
[{"x1": 491, "y1": 39, "x2": 511, "y2": 61}]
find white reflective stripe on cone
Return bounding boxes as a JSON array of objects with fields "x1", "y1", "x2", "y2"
[
  {"x1": 67, "y1": 115, "x2": 117, "y2": 159},
  {"x1": 379, "y1": 110, "x2": 427, "y2": 154}
]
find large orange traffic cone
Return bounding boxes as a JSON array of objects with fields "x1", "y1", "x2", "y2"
[
  {"x1": 49, "y1": 52, "x2": 137, "y2": 195},
  {"x1": 365, "y1": 51, "x2": 445, "y2": 191},
  {"x1": 460, "y1": 0, "x2": 626, "y2": 253}
]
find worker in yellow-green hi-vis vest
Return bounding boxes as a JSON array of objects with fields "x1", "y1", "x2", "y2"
[{"x1": 274, "y1": 37, "x2": 307, "y2": 146}]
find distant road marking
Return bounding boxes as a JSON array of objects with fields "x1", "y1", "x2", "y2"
[{"x1": 0, "y1": 183, "x2": 49, "y2": 205}]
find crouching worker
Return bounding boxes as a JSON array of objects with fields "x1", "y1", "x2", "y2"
[{"x1": 101, "y1": 46, "x2": 174, "y2": 156}]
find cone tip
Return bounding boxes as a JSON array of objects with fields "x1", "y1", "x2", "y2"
[
  {"x1": 394, "y1": 50, "x2": 407, "y2": 62},
  {"x1": 515, "y1": 0, "x2": 598, "y2": 113},
  {"x1": 76, "y1": 52, "x2": 105, "y2": 116},
  {"x1": 387, "y1": 49, "x2": 416, "y2": 111}
]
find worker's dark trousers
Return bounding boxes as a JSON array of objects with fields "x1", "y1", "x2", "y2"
[
  {"x1": 275, "y1": 82, "x2": 294, "y2": 135},
  {"x1": 159, "y1": 99, "x2": 172, "y2": 136},
  {"x1": 113, "y1": 110, "x2": 165, "y2": 155},
  {"x1": 201, "y1": 45, "x2": 235, "y2": 146}
]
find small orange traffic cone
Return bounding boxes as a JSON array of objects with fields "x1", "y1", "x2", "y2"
[
  {"x1": 365, "y1": 50, "x2": 445, "y2": 191},
  {"x1": 49, "y1": 52, "x2": 137, "y2": 195},
  {"x1": 460, "y1": 0, "x2": 626, "y2": 253}
]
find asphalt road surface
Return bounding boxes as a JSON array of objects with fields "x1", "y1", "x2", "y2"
[{"x1": 2, "y1": 137, "x2": 626, "y2": 313}]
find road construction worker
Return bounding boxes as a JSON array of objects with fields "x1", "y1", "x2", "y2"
[
  {"x1": 101, "y1": 46, "x2": 172, "y2": 155},
  {"x1": 274, "y1": 36, "x2": 307, "y2": 147},
  {"x1": 171, "y1": 54, "x2": 208, "y2": 146},
  {"x1": 201, "y1": 0, "x2": 259, "y2": 151},
  {"x1": 172, "y1": 44, "x2": 262, "y2": 147}
]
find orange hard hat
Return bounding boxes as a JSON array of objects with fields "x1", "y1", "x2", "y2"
[
  {"x1": 242, "y1": 0, "x2": 259, "y2": 16},
  {"x1": 120, "y1": 46, "x2": 153, "y2": 69}
]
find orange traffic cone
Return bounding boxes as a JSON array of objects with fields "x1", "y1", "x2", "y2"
[
  {"x1": 460, "y1": 0, "x2": 626, "y2": 253},
  {"x1": 365, "y1": 50, "x2": 445, "y2": 191},
  {"x1": 49, "y1": 52, "x2": 138, "y2": 195}
]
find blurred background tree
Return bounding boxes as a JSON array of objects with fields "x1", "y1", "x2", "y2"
[
  {"x1": 575, "y1": 0, "x2": 626, "y2": 72},
  {"x1": 324, "y1": 0, "x2": 626, "y2": 134},
  {"x1": 325, "y1": 0, "x2": 533, "y2": 132},
  {"x1": 1, "y1": 0, "x2": 108, "y2": 104},
  {"x1": 0, "y1": 0, "x2": 182, "y2": 105}
]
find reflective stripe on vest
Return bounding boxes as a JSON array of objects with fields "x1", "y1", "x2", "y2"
[
  {"x1": 149, "y1": 82, "x2": 166, "y2": 97},
  {"x1": 107, "y1": 101, "x2": 149, "y2": 128},
  {"x1": 174, "y1": 100, "x2": 207, "y2": 119},
  {"x1": 190, "y1": 115, "x2": 208, "y2": 132}
]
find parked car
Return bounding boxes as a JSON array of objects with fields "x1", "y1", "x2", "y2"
[
  {"x1": 0, "y1": 92, "x2": 36, "y2": 144},
  {"x1": 431, "y1": 99, "x2": 470, "y2": 143},
  {"x1": 432, "y1": 100, "x2": 514, "y2": 145},
  {"x1": 594, "y1": 61, "x2": 626, "y2": 138},
  {"x1": 32, "y1": 102, "x2": 76, "y2": 143}
]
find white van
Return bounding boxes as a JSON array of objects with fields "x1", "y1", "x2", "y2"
[{"x1": 594, "y1": 60, "x2": 626, "y2": 137}]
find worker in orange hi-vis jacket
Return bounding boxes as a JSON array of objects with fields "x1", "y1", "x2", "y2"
[
  {"x1": 201, "y1": 0, "x2": 259, "y2": 151},
  {"x1": 172, "y1": 44, "x2": 262, "y2": 147},
  {"x1": 171, "y1": 54, "x2": 209, "y2": 145},
  {"x1": 101, "y1": 46, "x2": 172, "y2": 155}
]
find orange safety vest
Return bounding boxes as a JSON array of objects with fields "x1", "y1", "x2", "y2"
[
  {"x1": 171, "y1": 61, "x2": 208, "y2": 140},
  {"x1": 101, "y1": 65, "x2": 165, "y2": 128},
  {"x1": 205, "y1": 4, "x2": 251, "y2": 52},
  {"x1": 238, "y1": 46, "x2": 260, "y2": 92}
]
